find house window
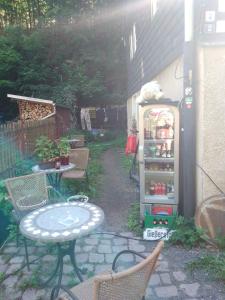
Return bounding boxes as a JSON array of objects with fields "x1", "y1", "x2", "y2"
[
  {"x1": 150, "y1": 0, "x2": 159, "y2": 19},
  {"x1": 129, "y1": 23, "x2": 137, "y2": 60}
]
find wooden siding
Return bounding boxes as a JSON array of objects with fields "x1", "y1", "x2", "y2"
[{"x1": 126, "y1": 0, "x2": 184, "y2": 97}]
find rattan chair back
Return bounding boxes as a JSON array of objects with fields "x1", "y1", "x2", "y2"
[
  {"x1": 69, "y1": 148, "x2": 89, "y2": 170},
  {"x1": 72, "y1": 135, "x2": 85, "y2": 147},
  {"x1": 5, "y1": 172, "x2": 49, "y2": 211},
  {"x1": 93, "y1": 241, "x2": 164, "y2": 300}
]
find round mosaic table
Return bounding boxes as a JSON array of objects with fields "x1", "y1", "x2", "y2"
[
  {"x1": 32, "y1": 163, "x2": 75, "y2": 190},
  {"x1": 20, "y1": 202, "x2": 104, "y2": 287}
]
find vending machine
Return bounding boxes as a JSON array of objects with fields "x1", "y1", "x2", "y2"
[{"x1": 138, "y1": 99, "x2": 179, "y2": 239}]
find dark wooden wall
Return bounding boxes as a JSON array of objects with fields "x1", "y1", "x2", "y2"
[
  {"x1": 125, "y1": 0, "x2": 184, "y2": 98},
  {"x1": 55, "y1": 106, "x2": 72, "y2": 137}
]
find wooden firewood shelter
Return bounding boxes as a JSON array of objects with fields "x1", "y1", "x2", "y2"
[{"x1": 7, "y1": 94, "x2": 56, "y2": 121}]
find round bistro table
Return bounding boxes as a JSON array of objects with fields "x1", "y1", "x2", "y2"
[
  {"x1": 32, "y1": 163, "x2": 75, "y2": 190},
  {"x1": 20, "y1": 202, "x2": 104, "y2": 289}
]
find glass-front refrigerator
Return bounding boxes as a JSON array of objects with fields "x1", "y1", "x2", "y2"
[{"x1": 138, "y1": 100, "x2": 179, "y2": 236}]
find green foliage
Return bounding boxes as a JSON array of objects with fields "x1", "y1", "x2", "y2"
[
  {"x1": 0, "y1": 180, "x2": 13, "y2": 218},
  {"x1": 0, "y1": 23, "x2": 126, "y2": 121},
  {"x1": 0, "y1": 1, "x2": 123, "y2": 30},
  {"x1": 7, "y1": 224, "x2": 18, "y2": 240},
  {"x1": 57, "y1": 137, "x2": 71, "y2": 156},
  {"x1": 215, "y1": 235, "x2": 225, "y2": 250},
  {"x1": 121, "y1": 153, "x2": 133, "y2": 171},
  {"x1": 169, "y1": 216, "x2": 205, "y2": 248},
  {"x1": 0, "y1": 272, "x2": 5, "y2": 284},
  {"x1": 35, "y1": 136, "x2": 56, "y2": 161},
  {"x1": 187, "y1": 252, "x2": 225, "y2": 282},
  {"x1": 127, "y1": 202, "x2": 142, "y2": 236},
  {"x1": 13, "y1": 158, "x2": 37, "y2": 176}
]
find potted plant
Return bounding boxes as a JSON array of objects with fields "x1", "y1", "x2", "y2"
[
  {"x1": 35, "y1": 136, "x2": 56, "y2": 169},
  {"x1": 57, "y1": 137, "x2": 71, "y2": 165}
]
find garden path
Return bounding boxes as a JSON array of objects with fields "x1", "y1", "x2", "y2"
[{"x1": 92, "y1": 148, "x2": 137, "y2": 231}]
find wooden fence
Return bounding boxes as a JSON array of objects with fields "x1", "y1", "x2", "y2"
[{"x1": 0, "y1": 117, "x2": 57, "y2": 179}]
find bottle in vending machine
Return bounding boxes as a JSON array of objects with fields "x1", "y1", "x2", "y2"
[
  {"x1": 162, "y1": 183, "x2": 166, "y2": 195},
  {"x1": 150, "y1": 183, "x2": 155, "y2": 195},
  {"x1": 154, "y1": 183, "x2": 159, "y2": 195}
]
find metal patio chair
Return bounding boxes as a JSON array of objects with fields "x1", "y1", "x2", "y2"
[
  {"x1": 62, "y1": 148, "x2": 89, "y2": 184},
  {"x1": 4, "y1": 172, "x2": 64, "y2": 270},
  {"x1": 51, "y1": 241, "x2": 164, "y2": 300}
]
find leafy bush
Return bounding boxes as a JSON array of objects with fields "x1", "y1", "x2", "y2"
[
  {"x1": 35, "y1": 136, "x2": 56, "y2": 162},
  {"x1": 187, "y1": 253, "x2": 225, "y2": 282},
  {"x1": 169, "y1": 216, "x2": 205, "y2": 248},
  {"x1": 127, "y1": 202, "x2": 142, "y2": 236},
  {"x1": 57, "y1": 137, "x2": 71, "y2": 156},
  {"x1": 215, "y1": 235, "x2": 225, "y2": 250}
]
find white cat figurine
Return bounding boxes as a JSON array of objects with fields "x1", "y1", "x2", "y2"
[{"x1": 138, "y1": 81, "x2": 164, "y2": 103}]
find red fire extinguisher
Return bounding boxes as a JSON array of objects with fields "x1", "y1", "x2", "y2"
[{"x1": 125, "y1": 134, "x2": 137, "y2": 155}]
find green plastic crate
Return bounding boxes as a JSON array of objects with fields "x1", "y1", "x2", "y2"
[{"x1": 144, "y1": 212, "x2": 176, "y2": 229}]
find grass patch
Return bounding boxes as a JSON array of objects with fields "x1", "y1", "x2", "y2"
[
  {"x1": 187, "y1": 252, "x2": 225, "y2": 282},
  {"x1": 120, "y1": 153, "x2": 133, "y2": 171},
  {"x1": 0, "y1": 272, "x2": 5, "y2": 284},
  {"x1": 169, "y1": 216, "x2": 205, "y2": 249},
  {"x1": 127, "y1": 202, "x2": 142, "y2": 236},
  {"x1": 18, "y1": 273, "x2": 39, "y2": 291}
]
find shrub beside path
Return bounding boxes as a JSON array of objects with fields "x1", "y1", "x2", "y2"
[{"x1": 0, "y1": 148, "x2": 224, "y2": 299}]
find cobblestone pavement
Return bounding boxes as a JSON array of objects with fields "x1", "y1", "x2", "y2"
[
  {"x1": 0, "y1": 148, "x2": 224, "y2": 299},
  {"x1": 0, "y1": 234, "x2": 224, "y2": 299}
]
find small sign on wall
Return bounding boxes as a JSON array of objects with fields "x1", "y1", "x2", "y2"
[{"x1": 205, "y1": 11, "x2": 216, "y2": 22}]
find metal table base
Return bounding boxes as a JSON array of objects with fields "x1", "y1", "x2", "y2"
[{"x1": 40, "y1": 240, "x2": 83, "y2": 291}]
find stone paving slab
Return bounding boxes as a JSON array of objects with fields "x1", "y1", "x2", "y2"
[{"x1": 0, "y1": 232, "x2": 224, "y2": 300}]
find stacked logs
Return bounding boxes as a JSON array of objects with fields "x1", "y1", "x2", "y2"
[{"x1": 19, "y1": 101, "x2": 54, "y2": 120}]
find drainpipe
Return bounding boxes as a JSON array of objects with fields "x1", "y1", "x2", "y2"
[{"x1": 180, "y1": 0, "x2": 196, "y2": 217}]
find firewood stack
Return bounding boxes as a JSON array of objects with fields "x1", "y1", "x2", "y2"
[{"x1": 19, "y1": 101, "x2": 55, "y2": 120}]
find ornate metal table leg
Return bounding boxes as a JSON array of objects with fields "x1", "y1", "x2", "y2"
[
  {"x1": 23, "y1": 237, "x2": 30, "y2": 271},
  {"x1": 55, "y1": 173, "x2": 63, "y2": 191},
  {"x1": 47, "y1": 174, "x2": 54, "y2": 187},
  {"x1": 69, "y1": 240, "x2": 83, "y2": 282},
  {"x1": 39, "y1": 249, "x2": 61, "y2": 287},
  {"x1": 53, "y1": 245, "x2": 64, "y2": 298}
]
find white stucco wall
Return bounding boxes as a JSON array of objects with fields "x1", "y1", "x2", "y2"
[
  {"x1": 154, "y1": 57, "x2": 184, "y2": 101},
  {"x1": 196, "y1": 46, "x2": 225, "y2": 206}
]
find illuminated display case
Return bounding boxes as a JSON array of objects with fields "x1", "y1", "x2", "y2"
[{"x1": 138, "y1": 100, "x2": 179, "y2": 221}]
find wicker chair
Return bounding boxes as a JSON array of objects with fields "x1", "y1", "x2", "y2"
[
  {"x1": 69, "y1": 135, "x2": 85, "y2": 148},
  {"x1": 62, "y1": 148, "x2": 89, "y2": 183},
  {"x1": 4, "y1": 172, "x2": 64, "y2": 270},
  {"x1": 51, "y1": 241, "x2": 164, "y2": 300}
]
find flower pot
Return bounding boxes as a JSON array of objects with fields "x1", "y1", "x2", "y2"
[
  {"x1": 38, "y1": 160, "x2": 56, "y2": 170},
  {"x1": 60, "y1": 156, "x2": 69, "y2": 166}
]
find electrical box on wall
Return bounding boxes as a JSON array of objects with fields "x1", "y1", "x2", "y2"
[{"x1": 200, "y1": 0, "x2": 225, "y2": 39}]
